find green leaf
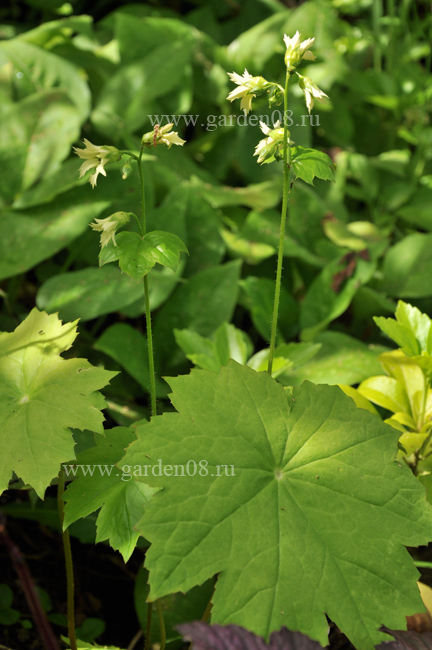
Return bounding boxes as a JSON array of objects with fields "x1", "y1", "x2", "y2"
[
  {"x1": 153, "y1": 261, "x2": 242, "y2": 372},
  {"x1": 374, "y1": 301, "x2": 432, "y2": 358},
  {"x1": 0, "y1": 39, "x2": 90, "y2": 121},
  {"x1": 381, "y1": 234, "x2": 432, "y2": 298},
  {"x1": 135, "y1": 567, "x2": 214, "y2": 647},
  {"x1": 174, "y1": 323, "x2": 252, "y2": 373},
  {"x1": 67, "y1": 641, "x2": 126, "y2": 650},
  {"x1": 36, "y1": 266, "x2": 145, "y2": 322},
  {"x1": 290, "y1": 147, "x2": 336, "y2": 185},
  {"x1": 0, "y1": 497, "x2": 97, "y2": 544},
  {"x1": 147, "y1": 186, "x2": 225, "y2": 278},
  {"x1": 63, "y1": 428, "x2": 159, "y2": 561},
  {"x1": 357, "y1": 376, "x2": 411, "y2": 415},
  {"x1": 0, "y1": 91, "x2": 81, "y2": 204},
  {"x1": 122, "y1": 362, "x2": 432, "y2": 650},
  {"x1": 282, "y1": 332, "x2": 387, "y2": 387},
  {"x1": 300, "y1": 257, "x2": 375, "y2": 340},
  {"x1": 94, "y1": 323, "x2": 167, "y2": 398},
  {"x1": 92, "y1": 40, "x2": 194, "y2": 140},
  {"x1": 240, "y1": 209, "x2": 322, "y2": 266},
  {"x1": 0, "y1": 308, "x2": 116, "y2": 497},
  {"x1": 240, "y1": 277, "x2": 298, "y2": 342},
  {"x1": 115, "y1": 14, "x2": 199, "y2": 64},
  {"x1": 247, "y1": 342, "x2": 321, "y2": 378},
  {"x1": 323, "y1": 218, "x2": 383, "y2": 251},
  {"x1": 0, "y1": 585, "x2": 20, "y2": 625},
  {"x1": 0, "y1": 195, "x2": 110, "y2": 281},
  {"x1": 100, "y1": 231, "x2": 188, "y2": 282}
]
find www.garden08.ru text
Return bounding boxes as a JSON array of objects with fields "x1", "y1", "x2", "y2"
[{"x1": 62, "y1": 460, "x2": 236, "y2": 481}]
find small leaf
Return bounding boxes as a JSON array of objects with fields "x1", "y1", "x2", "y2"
[
  {"x1": 63, "y1": 427, "x2": 159, "y2": 561},
  {"x1": 0, "y1": 308, "x2": 116, "y2": 497},
  {"x1": 100, "y1": 231, "x2": 188, "y2": 282},
  {"x1": 174, "y1": 323, "x2": 252, "y2": 373},
  {"x1": 0, "y1": 585, "x2": 20, "y2": 625},
  {"x1": 290, "y1": 146, "x2": 336, "y2": 185}
]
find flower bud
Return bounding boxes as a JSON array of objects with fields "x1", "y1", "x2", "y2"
[{"x1": 283, "y1": 32, "x2": 316, "y2": 71}]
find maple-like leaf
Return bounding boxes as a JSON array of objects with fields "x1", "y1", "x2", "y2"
[
  {"x1": 121, "y1": 361, "x2": 432, "y2": 650},
  {"x1": 0, "y1": 308, "x2": 116, "y2": 497},
  {"x1": 63, "y1": 427, "x2": 159, "y2": 561}
]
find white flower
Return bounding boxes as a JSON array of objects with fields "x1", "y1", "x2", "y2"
[
  {"x1": 284, "y1": 31, "x2": 316, "y2": 70},
  {"x1": 296, "y1": 73, "x2": 328, "y2": 113},
  {"x1": 158, "y1": 124, "x2": 186, "y2": 148},
  {"x1": 90, "y1": 212, "x2": 131, "y2": 248},
  {"x1": 73, "y1": 139, "x2": 120, "y2": 189},
  {"x1": 226, "y1": 69, "x2": 269, "y2": 115},
  {"x1": 254, "y1": 120, "x2": 292, "y2": 165}
]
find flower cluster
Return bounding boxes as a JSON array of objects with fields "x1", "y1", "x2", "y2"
[
  {"x1": 73, "y1": 140, "x2": 121, "y2": 189},
  {"x1": 254, "y1": 121, "x2": 293, "y2": 165},
  {"x1": 226, "y1": 32, "x2": 328, "y2": 165}
]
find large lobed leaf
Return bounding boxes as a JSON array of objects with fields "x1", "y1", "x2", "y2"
[
  {"x1": 0, "y1": 308, "x2": 116, "y2": 497},
  {"x1": 121, "y1": 362, "x2": 432, "y2": 650}
]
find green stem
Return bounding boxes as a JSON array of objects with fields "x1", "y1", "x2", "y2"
[
  {"x1": 57, "y1": 469, "x2": 77, "y2": 650},
  {"x1": 156, "y1": 601, "x2": 166, "y2": 650},
  {"x1": 138, "y1": 149, "x2": 146, "y2": 236},
  {"x1": 268, "y1": 69, "x2": 291, "y2": 375},
  {"x1": 137, "y1": 148, "x2": 157, "y2": 416},
  {"x1": 414, "y1": 561, "x2": 432, "y2": 569},
  {"x1": 144, "y1": 274, "x2": 157, "y2": 416},
  {"x1": 372, "y1": 0, "x2": 382, "y2": 72},
  {"x1": 144, "y1": 602, "x2": 152, "y2": 650}
]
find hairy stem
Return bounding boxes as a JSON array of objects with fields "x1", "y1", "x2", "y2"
[
  {"x1": 57, "y1": 469, "x2": 77, "y2": 650},
  {"x1": 268, "y1": 69, "x2": 291, "y2": 375},
  {"x1": 138, "y1": 148, "x2": 157, "y2": 416}
]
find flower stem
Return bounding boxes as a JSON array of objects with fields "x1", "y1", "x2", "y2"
[
  {"x1": 268, "y1": 69, "x2": 291, "y2": 375},
  {"x1": 57, "y1": 468, "x2": 77, "y2": 650},
  {"x1": 144, "y1": 274, "x2": 157, "y2": 417},
  {"x1": 137, "y1": 148, "x2": 157, "y2": 416}
]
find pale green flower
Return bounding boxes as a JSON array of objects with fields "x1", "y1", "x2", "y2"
[
  {"x1": 296, "y1": 72, "x2": 328, "y2": 113},
  {"x1": 159, "y1": 123, "x2": 186, "y2": 148},
  {"x1": 284, "y1": 31, "x2": 316, "y2": 71},
  {"x1": 226, "y1": 69, "x2": 270, "y2": 115},
  {"x1": 254, "y1": 121, "x2": 293, "y2": 165},
  {"x1": 90, "y1": 212, "x2": 131, "y2": 247},
  {"x1": 142, "y1": 123, "x2": 186, "y2": 149},
  {"x1": 73, "y1": 139, "x2": 120, "y2": 188}
]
